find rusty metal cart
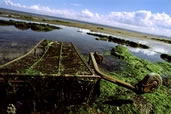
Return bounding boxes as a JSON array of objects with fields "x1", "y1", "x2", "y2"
[{"x1": 0, "y1": 39, "x2": 162, "y2": 112}]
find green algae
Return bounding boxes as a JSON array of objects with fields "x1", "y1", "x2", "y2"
[
  {"x1": 13, "y1": 44, "x2": 169, "y2": 113},
  {"x1": 111, "y1": 45, "x2": 161, "y2": 80},
  {"x1": 144, "y1": 86, "x2": 171, "y2": 114},
  {"x1": 66, "y1": 45, "x2": 171, "y2": 114},
  {"x1": 157, "y1": 62, "x2": 171, "y2": 77},
  {"x1": 76, "y1": 45, "x2": 171, "y2": 114},
  {"x1": 87, "y1": 33, "x2": 150, "y2": 49},
  {"x1": 30, "y1": 23, "x2": 60, "y2": 32},
  {"x1": 0, "y1": 19, "x2": 60, "y2": 32},
  {"x1": 21, "y1": 68, "x2": 41, "y2": 75},
  {"x1": 109, "y1": 45, "x2": 171, "y2": 113},
  {"x1": 151, "y1": 38, "x2": 171, "y2": 44}
]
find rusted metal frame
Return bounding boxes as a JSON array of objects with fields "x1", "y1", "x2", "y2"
[
  {"x1": 89, "y1": 52, "x2": 136, "y2": 91},
  {"x1": 0, "y1": 41, "x2": 100, "y2": 84},
  {"x1": 0, "y1": 39, "x2": 45, "y2": 68},
  {"x1": 71, "y1": 43, "x2": 94, "y2": 75},
  {"x1": 30, "y1": 40, "x2": 51, "y2": 69},
  {"x1": 58, "y1": 42, "x2": 63, "y2": 75},
  {"x1": 0, "y1": 40, "x2": 45, "y2": 86},
  {"x1": 0, "y1": 73, "x2": 100, "y2": 78}
]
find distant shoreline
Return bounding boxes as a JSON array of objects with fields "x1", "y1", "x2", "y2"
[{"x1": 0, "y1": 8, "x2": 171, "y2": 43}]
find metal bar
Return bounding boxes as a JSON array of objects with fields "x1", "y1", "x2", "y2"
[
  {"x1": 0, "y1": 39, "x2": 45, "y2": 68},
  {"x1": 89, "y1": 52, "x2": 136, "y2": 91},
  {"x1": 58, "y1": 42, "x2": 63, "y2": 75},
  {"x1": 31, "y1": 40, "x2": 50, "y2": 68},
  {"x1": 0, "y1": 73, "x2": 100, "y2": 78},
  {"x1": 71, "y1": 43, "x2": 94, "y2": 75}
]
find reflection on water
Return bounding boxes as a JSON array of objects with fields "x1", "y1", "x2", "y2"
[
  {"x1": 121, "y1": 36, "x2": 171, "y2": 54},
  {"x1": 0, "y1": 17, "x2": 171, "y2": 65},
  {"x1": 79, "y1": 27, "x2": 171, "y2": 55},
  {"x1": 128, "y1": 47, "x2": 164, "y2": 62},
  {"x1": 0, "y1": 25, "x2": 115, "y2": 64},
  {"x1": 137, "y1": 40, "x2": 149, "y2": 45},
  {"x1": 153, "y1": 47, "x2": 169, "y2": 54},
  {"x1": 129, "y1": 48, "x2": 157, "y2": 56}
]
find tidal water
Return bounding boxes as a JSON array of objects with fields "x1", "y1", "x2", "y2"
[{"x1": 0, "y1": 17, "x2": 171, "y2": 68}]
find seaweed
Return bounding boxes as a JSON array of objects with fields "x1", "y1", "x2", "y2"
[
  {"x1": 0, "y1": 19, "x2": 61, "y2": 32},
  {"x1": 62, "y1": 45, "x2": 171, "y2": 114},
  {"x1": 152, "y1": 38, "x2": 171, "y2": 44},
  {"x1": 160, "y1": 53, "x2": 171, "y2": 63},
  {"x1": 87, "y1": 32, "x2": 150, "y2": 49}
]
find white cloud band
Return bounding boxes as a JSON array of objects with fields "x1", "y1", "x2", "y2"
[{"x1": 3, "y1": 0, "x2": 171, "y2": 37}]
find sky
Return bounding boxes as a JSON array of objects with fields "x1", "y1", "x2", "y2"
[{"x1": 0, "y1": 0, "x2": 171, "y2": 37}]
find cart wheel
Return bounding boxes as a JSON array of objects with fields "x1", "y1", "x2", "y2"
[{"x1": 135, "y1": 73, "x2": 162, "y2": 94}]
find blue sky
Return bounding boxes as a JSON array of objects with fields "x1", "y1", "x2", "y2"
[
  {"x1": 1, "y1": 0, "x2": 171, "y2": 36},
  {"x1": 1, "y1": 0, "x2": 170, "y2": 14}
]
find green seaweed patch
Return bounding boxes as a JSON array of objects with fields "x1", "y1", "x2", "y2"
[
  {"x1": 156, "y1": 62, "x2": 171, "y2": 88},
  {"x1": 160, "y1": 53, "x2": 171, "y2": 63},
  {"x1": 156, "y1": 62, "x2": 171, "y2": 78},
  {"x1": 91, "y1": 80, "x2": 139, "y2": 114},
  {"x1": 0, "y1": 20, "x2": 12, "y2": 26},
  {"x1": 21, "y1": 68, "x2": 41, "y2": 75},
  {"x1": 97, "y1": 27, "x2": 104, "y2": 30},
  {"x1": 22, "y1": 15, "x2": 33, "y2": 20},
  {"x1": 30, "y1": 23, "x2": 60, "y2": 32},
  {"x1": 0, "y1": 19, "x2": 61, "y2": 32},
  {"x1": 102, "y1": 45, "x2": 171, "y2": 113},
  {"x1": 65, "y1": 79, "x2": 140, "y2": 114},
  {"x1": 144, "y1": 86, "x2": 171, "y2": 114},
  {"x1": 44, "y1": 49, "x2": 171, "y2": 113},
  {"x1": 111, "y1": 45, "x2": 161, "y2": 80},
  {"x1": 108, "y1": 36, "x2": 150, "y2": 49},
  {"x1": 87, "y1": 32, "x2": 150, "y2": 49},
  {"x1": 14, "y1": 21, "x2": 30, "y2": 30},
  {"x1": 152, "y1": 38, "x2": 171, "y2": 44},
  {"x1": 52, "y1": 20, "x2": 71, "y2": 24},
  {"x1": 96, "y1": 37, "x2": 108, "y2": 41}
]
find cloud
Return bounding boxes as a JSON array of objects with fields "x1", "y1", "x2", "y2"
[
  {"x1": 129, "y1": 48, "x2": 157, "y2": 56},
  {"x1": 4, "y1": 0, "x2": 78, "y2": 18},
  {"x1": 105, "y1": 10, "x2": 171, "y2": 36},
  {"x1": 81, "y1": 9, "x2": 94, "y2": 18},
  {"x1": 28, "y1": 5, "x2": 78, "y2": 18},
  {"x1": 4, "y1": 0, "x2": 26, "y2": 8},
  {"x1": 3, "y1": 0, "x2": 171, "y2": 37},
  {"x1": 107, "y1": 10, "x2": 170, "y2": 29}
]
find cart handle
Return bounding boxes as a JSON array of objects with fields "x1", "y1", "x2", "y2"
[{"x1": 89, "y1": 52, "x2": 162, "y2": 94}]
